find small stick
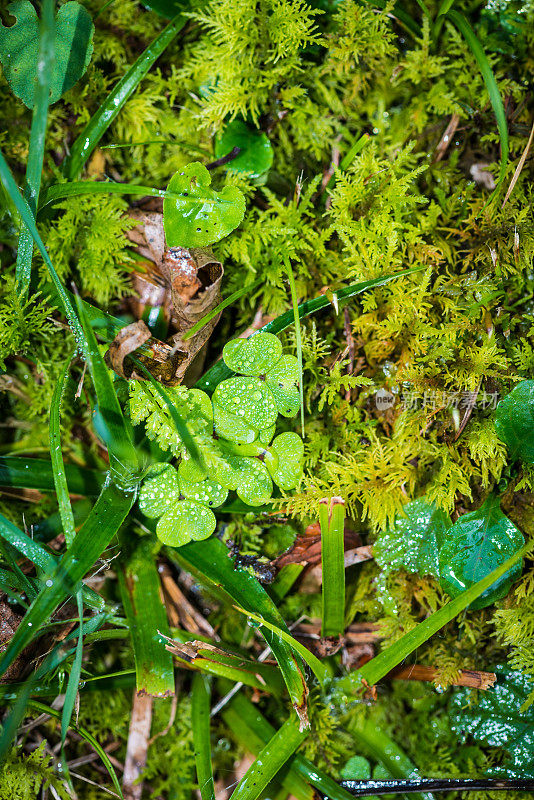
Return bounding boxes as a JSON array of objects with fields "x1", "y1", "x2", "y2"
[
  {"x1": 205, "y1": 146, "x2": 241, "y2": 170},
  {"x1": 123, "y1": 691, "x2": 153, "y2": 800},
  {"x1": 387, "y1": 663, "x2": 496, "y2": 690}
]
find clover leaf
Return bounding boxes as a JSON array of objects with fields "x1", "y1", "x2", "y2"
[
  {"x1": 156, "y1": 500, "x2": 216, "y2": 547},
  {"x1": 223, "y1": 332, "x2": 282, "y2": 376},
  {"x1": 267, "y1": 432, "x2": 304, "y2": 490},
  {"x1": 438, "y1": 495, "x2": 524, "y2": 609},
  {"x1": 138, "y1": 464, "x2": 181, "y2": 518},
  {"x1": 0, "y1": 1, "x2": 94, "y2": 108},
  {"x1": 213, "y1": 377, "x2": 278, "y2": 432},
  {"x1": 179, "y1": 475, "x2": 228, "y2": 508},
  {"x1": 266, "y1": 355, "x2": 300, "y2": 417},
  {"x1": 225, "y1": 455, "x2": 273, "y2": 506},
  {"x1": 214, "y1": 119, "x2": 274, "y2": 179},
  {"x1": 163, "y1": 162, "x2": 246, "y2": 248},
  {"x1": 212, "y1": 400, "x2": 258, "y2": 444}
]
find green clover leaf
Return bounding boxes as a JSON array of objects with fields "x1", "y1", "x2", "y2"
[
  {"x1": 179, "y1": 476, "x2": 228, "y2": 508},
  {"x1": 267, "y1": 432, "x2": 304, "y2": 490},
  {"x1": 0, "y1": 1, "x2": 94, "y2": 108},
  {"x1": 212, "y1": 400, "x2": 258, "y2": 444},
  {"x1": 212, "y1": 377, "x2": 278, "y2": 431},
  {"x1": 266, "y1": 355, "x2": 300, "y2": 417},
  {"x1": 214, "y1": 120, "x2": 274, "y2": 179},
  {"x1": 163, "y1": 162, "x2": 246, "y2": 248},
  {"x1": 156, "y1": 500, "x2": 217, "y2": 547},
  {"x1": 222, "y1": 332, "x2": 282, "y2": 376},
  {"x1": 225, "y1": 455, "x2": 273, "y2": 505},
  {"x1": 138, "y1": 463, "x2": 181, "y2": 518}
]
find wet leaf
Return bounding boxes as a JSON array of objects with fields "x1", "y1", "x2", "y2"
[
  {"x1": 212, "y1": 401, "x2": 258, "y2": 444},
  {"x1": 0, "y1": 1, "x2": 94, "y2": 108},
  {"x1": 226, "y1": 455, "x2": 273, "y2": 505},
  {"x1": 142, "y1": 0, "x2": 186, "y2": 18},
  {"x1": 266, "y1": 355, "x2": 300, "y2": 417},
  {"x1": 214, "y1": 119, "x2": 273, "y2": 179},
  {"x1": 449, "y1": 666, "x2": 534, "y2": 777},
  {"x1": 179, "y1": 475, "x2": 228, "y2": 508},
  {"x1": 156, "y1": 500, "x2": 216, "y2": 546},
  {"x1": 268, "y1": 432, "x2": 304, "y2": 490},
  {"x1": 213, "y1": 377, "x2": 278, "y2": 431},
  {"x1": 223, "y1": 332, "x2": 282, "y2": 376},
  {"x1": 374, "y1": 497, "x2": 451, "y2": 578},
  {"x1": 340, "y1": 756, "x2": 371, "y2": 781},
  {"x1": 138, "y1": 464, "x2": 181, "y2": 518},
  {"x1": 438, "y1": 496, "x2": 524, "y2": 609},
  {"x1": 163, "y1": 162, "x2": 245, "y2": 248},
  {"x1": 495, "y1": 380, "x2": 534, "y2": 463}
]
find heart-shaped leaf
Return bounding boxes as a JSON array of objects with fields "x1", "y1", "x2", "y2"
[
  {"x1": 225, "y1": 455, "x2": 273, "y2": 506},
  {"x1": 449, "y1": 666, "x2": 534, "y2": 777},
  {"x1": 214, "y1": 120, "x2": 274, "y2": 179},
  {"x1": 179, "y1": 476, "x2": 228, "y2": 508},
  {"x1": 259, "y1": 425, "x2": 276, "y2": 445},
  {"x1": 223, "y1": 332, "x2": 282, "y2": 377},
  {"x1": 213, "y1": 377, "x2": 278, "y2": 431},
  {"x1": 374, "y1": 497, "x2": 451, "y2": 578},
  {"x1": 163, "y1": 162, "x2": 245, "y2": 248},
  {"x1": 495, "y1": 380, "x2": 534, "y2": 463},
  {"x1": 0, "y1": 1, "x2": 94, "y2": 108},
  {"x1": 212, "y1": 401, "x2": 257, "y2": 444},
  {"x1": 266, "y1": 355, "x2": 300, "y2": 417},
  {"x1": 156, "y1": 500, "x2": 216, "y2": 546},
  {"x1": 178, "y1": 456, "x2": 207, "y2": 485},
  {"x1": 438, "y1": 496, "x2": 524, "y2": 609},
  {"x1": 268, "y1": 432, "x2": 304, "y2": 490},
  {"x1": 138, "y1": 464, "x2": 181, "y2": 518}
]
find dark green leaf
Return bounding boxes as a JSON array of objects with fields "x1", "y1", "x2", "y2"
[
  {"x1": 438, "y1": 496, "x2": 524, "y2": 609},
  {"x1": 192, "y1": 674, "x2": 216, "y2": 800},
  {"x1": 61, "y1": 591, "x2": 84, "y2": 744},
  {"x1": 449, "y1": 667, "x2": 534, "y2": 777},
  {"x1": 0, "y1": 1, "x2": 94, "y2": 108},
  {"x1": 495, "y1": 380, "x2": 534, "y2": 463},
  {"x1": 118, "y1": 538, "x2": 175, "y2": 696},
  {"x1": 214, "y1": 120, "x2": 273, "y2": 178},
  {"x1": 320, "y1": 498, "x2": 345, "y2": 638},
  {"x1": 49, "y1": 356, "x2": 76, "y2": 546},
  {"x1": 163, "y1": 162, "x2": 246, "y2": 247},
  {"x1": 374, "y1": 497, "x2": 451, "y2": 579},
  {"x1": 143, "y1": 0, "x2": 186, "y2": 17},
  {"x1": 0, "y1": 456, "x2": 103, "y2": 495}
]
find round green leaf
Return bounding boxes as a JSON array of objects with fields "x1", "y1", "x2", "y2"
[
  {"x1": 163, "y1": 162, "x2": 245, "y2": 248},
  {"x1": 268, "y1": 432, "x2": 304, "y2": 490},
  {"x1": 495, "y1": 380, "x2": 534, "y2": 463},
  {"x1": 222, "y1": 332, "x2": 282, "y2": 376},
  {"x1": 212, "y1": 400, "x2": 257, "y2": 444},
  {"x1": 178, "y1": 456, "x2": 207, "y2": 484},
  {"x1": 138, "y1": 464, "x2": 181, "y2": 518},
  {"x1": 438, "y1": 496, "x2": 524, "y2": 609},
  {"x1": 266, "y1": 355, "x2": 300, "y2": 417},
  {"x1": 258, "y1": 425, "x2": 276, "y2": 445},
  {"x1": 214, "y1": 120, "x2": 274, "y2": 179},
  {"x1": 156, "y1": 500, "x2": 216, "y2": 546},
  {"x1": 226, "y1": 456, "x2": 273, "y2": 506},
  {"x1": 179, "y1": 476, "x2": 228, "y2": 508},
  {"x1": 213, "y1": 377, "x2": 278, "y2": 431},
  {"x1": 340, "y1": 756, "x2": 371, "y2": 781},
  {"x1": 0, "y1": 1, "x2": 94, "y2": 108}
]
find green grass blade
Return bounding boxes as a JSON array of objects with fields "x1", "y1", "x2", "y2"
[
  {"x1": 27, "y1": 700, "x2": 124, "y2": 798},
  {"x1": 233, "y1": 606, "x2": 329, "y2": 689},
  {"x1": 229, "y1": 715, "x2": 307, "y2": 800},
  {"x1": 320, "y1": 498, "x2": 346, "y2": 638},
  {"x1": 15, "y1": 0, "x2": 54, "y2": 298},
  {"x1": 118, "y1": 538, "x2": 175, "y2": 696},
  {"x1": 0, "y1": 456, "x2": 103, "y2": 495},
  {"x1": 63, "y1": 15, "x2": 186, "y2": 180},
  {"x1": 74, "y1": 292, "x2": 139, "y2": 482},
  {"x1": 0, "y1": 148, "x2": 89, "y2": 358},
  {"x1": 283, "y1": 255, "x2": 305, "y2": 437},
  {"x1": 0, "y1": 513, "x2": 57, "y2": 574},
  {"x1": 61, "y1": 591, "x2": 84, "y2": 744},
  {"x1": 0, "y1": 483, "x2": 134, "y2": 677},
  {"x1": 196, "y1": 267, "x2": 424, "y2": 392},
  {"x1": 338, "y1": 539, "x2": 533, "y2": 694},
  {"x1": 446, "y1": 10, "x2": 508, "y2": 194},
  {"x1": 49, "y1": 356, "x2": 76, "y2": 545},
  {"x1": 167, "y1": 537, "x2": 310, "y2": 721},
  {"x1": 192, "y1": 674, "x2": 216, "y2": 800},
  {"x1": 38, "y1": 180, "x2": 166, "y2": 214},
  {"x1": 181, "y1": 277, "x2": 263, "y2": 342}
]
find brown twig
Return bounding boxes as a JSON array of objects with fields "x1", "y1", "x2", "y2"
[
  {"x1": 205, "y1": 146, "x2": 241, "y2": 170},
  {"x1": 387, "y1": 664, "x2": 496, "y2": 689},
  {"x1": 433, "y1": 113, "x2": 460, "y2": 163},
  {"x1": 160, "y1": 563, "x2": 217, "y2": 638},
  {"x1": 123, "y1": 691, "x2": 153, "y2": 800}
]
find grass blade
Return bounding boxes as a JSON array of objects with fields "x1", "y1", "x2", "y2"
[
  {"x1": 181, "y1": 277, "x2": 263, "y2": 341},
  {"x1": 118, "y1": 538, "x2": 175, "y2": 696},
  {"x1": 38, "y1": 180, "x2": 167, "y2": 214},
  {"x1": 0, "y1": 456, "x2": 103, "y2": 495},
  {"x1": 229, "y1": 715, "x2": 307, "y2": 800},
  {"x1": 15, "y1": 0, "x2": 54, "y2": 298},
  {"x1": 0, "y1": 513, "x2": 57, "y2": 574},
  {"x1": 446, "y1": 10, "x2": 508, "y2": 194},
  {"x1": 167, "y1": 537, "x2": 310, "y2": 724},
  {"x1": 63, "y1": 14, "x2": 187, "y2": 180},
  {"x1": 192, "y1": 673, "x2": 216, "y2": 800},
  {"x1": 0, "y1": 482, "x2": 135, "y2": 676},
  {"x1": 283, "y1": 255, "x2": 305, "y2": 437},
  {"x1": 338, "y1": 539, "x2": 533, "y2": 694},
  {"x1": 61, "y1": 591, "x2": 84, "y2": 744},
  {"x1": 74, "y1": 292, "x2": 139, "y2": 482},
  {"x1": 49, "y1": 356, "x2": 76, "y2": 545},
  {"x1": 320, "y1": 497, "x2": 346, "y2": 638},
  {"x1": 196, "y1": 267, "x2": 424, "y2": 393}
]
